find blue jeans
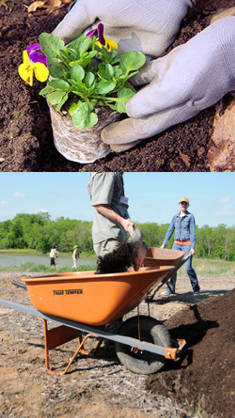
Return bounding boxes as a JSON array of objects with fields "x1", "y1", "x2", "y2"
[{"x1": 167, "y1": 244, "x2": 200, "y2": 293}]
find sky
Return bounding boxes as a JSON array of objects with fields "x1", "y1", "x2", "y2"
[{"x1": 0, "y1": 172, "x2": 235, "y2": 227}]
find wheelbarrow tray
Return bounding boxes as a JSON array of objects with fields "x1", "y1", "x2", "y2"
[
  {"x1": 22, "y1": 266, "x2": 174, "y2": 326},
  {"x1": 143, "y1": 247, "x2": 185, "y2": 267}
]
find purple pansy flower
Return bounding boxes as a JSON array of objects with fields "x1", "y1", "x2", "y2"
[
  {"x1": 26, "y1": 43, "x2": 48, "y2": 67},
  {"x1": 86, "y1": 22, "x2": 105, "y2": 46}
]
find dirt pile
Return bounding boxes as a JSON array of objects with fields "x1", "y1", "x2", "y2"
[
  {"x1": 146, "y1": 289, "x2": 235, "y2": 417},
  {"x1": 0, "y1": 0, "x2": 234, "y2": 171}
]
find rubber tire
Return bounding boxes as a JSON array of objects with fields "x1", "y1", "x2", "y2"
[{"x1": 115, "y1": 315, "x2": 170, "y2": 375}]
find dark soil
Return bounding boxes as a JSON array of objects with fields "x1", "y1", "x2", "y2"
[
  {"x1": 146, "y1": 289, "x2": 235, "y2": 417},
  {"x1": 0, "y1": 0, "x2": 234, "y2": 171}
]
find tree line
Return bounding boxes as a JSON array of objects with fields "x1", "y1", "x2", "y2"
[{"x1": 0, "y1": 213, "x2": 234, "y2": 261}]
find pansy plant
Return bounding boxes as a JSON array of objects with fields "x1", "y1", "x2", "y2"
[{"x1": 19, "y1": 23, "x2": 146, "y2": 130}]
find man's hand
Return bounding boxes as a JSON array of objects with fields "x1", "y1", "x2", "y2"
[
  {"x1": 101, "y1": 17, "x2": 235, "y2": 152},
  {"x1": 189, "y1": 248, "x2": 195, "y2": 256},
  {"x1": 53, "y1": 0, "x2": 195, "y2": 55},
  {"x1": 121, "y1": 218, "x2": 135, "y2": 233}
]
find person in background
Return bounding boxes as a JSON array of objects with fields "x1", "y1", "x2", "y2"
[
  {"x1": 161, "y1": 197, "x2": 200, "y2": 296},
  {"x1": 87, "y1": 173, "x2": 134, "y2": 257},
  {"x1": 49, "y1": 245, "x2": 58, "y2": 266},
  {"x1": 72, "y1": 245, "x2": 79, "y2": 268}
]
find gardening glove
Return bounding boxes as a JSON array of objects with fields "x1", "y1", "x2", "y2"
[
  {"x1": 53, "y1": 0, "x2": 196, "y2": 56},
  {"x1": 101, "y1": 17, "x2": 235, "y2": 152}
]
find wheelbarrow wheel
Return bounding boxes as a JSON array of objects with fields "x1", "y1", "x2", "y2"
[{"x1": 115, "y1": 315, "x2": 170, "y2": 375}]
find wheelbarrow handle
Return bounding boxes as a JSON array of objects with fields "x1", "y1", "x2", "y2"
[
  {"x1": 176, "y1": 252, "x2": 192, "y2": 269},
  {"x1": 11, "y1": 280, "x2": 27, "y2": 290}
]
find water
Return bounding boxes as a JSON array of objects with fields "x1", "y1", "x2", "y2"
[{"x1": 0, "y1": 253, "x2": 95, "y2": 268}]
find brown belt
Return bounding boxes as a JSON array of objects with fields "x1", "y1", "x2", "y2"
[{"x1": 174, "y1": 240, "x2": 191, "y2": 245}]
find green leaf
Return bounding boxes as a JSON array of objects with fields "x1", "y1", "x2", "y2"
[
  {"x1": 58, "y1": 50, "x2": 71, "y2": 66},
  {"x1": 48, "y1": 79, "x2": 70, "y2": 91},
  {"x1": 78, "y1": 37, "x2": 92, "y2": 56},
  {"x1": 115, "y1": 87, "x2": 135, "y2": 113},
  {"x1": 113, "y1": 66, "x2": 123, "y2": 79},
  {"x1": 69, "y1": 101, "x2": 98, "y2": 129},
  {"x1": 96, "y1": 80, "x2": 116, "y2": 95},
  {"x1": 68, "y1": 78, "x2": 84, "y2": 89},
  {"x1": 124, "y1": 81, "x2": 136, "y2": 93},
  {"x1": 39, "y1": 85, "x2": 55, "y2": 96},
  {"x1": 85, "y1": 72, "x2": 95, "y2": 88},
  {"x1": 108, "y1": 49, "x2": 119, "y2": 63},
  {"x1": 67, "y1": 33, "x2": 86, "y2": 50},
  {"x1": 56, "y1": 93, "x2": 68, "y2": 112},
  {"x1": 46, "y1": 91, "x2": 68, "y2": 106},
  {"x1": 70, "y1": 65, "x2": 85, "y2": 82},
  {"x1": 120, "y1": 51, "x2": 146, "y2": 74},
  {"x1": 39, "y1": 32, "x2": 64, "y2": 65},
  {"x1": 63, "y1": 47, "x2": 77, "y2": 60},
  {"x1": 69, "y1": 53, "x2": 94, "y2": 68},
  {"x1": 49, "y1": 62, "x2": 66, "y2": 78},
  {"x1": 98, "y1": 63, "x2": 114, "y2": 80}
]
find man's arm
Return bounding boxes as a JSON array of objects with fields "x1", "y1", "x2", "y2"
[{"x1": 94, "y1": 204, "x2": 134, "y2": 232}]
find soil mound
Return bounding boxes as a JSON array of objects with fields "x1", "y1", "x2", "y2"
[
  {"x1": 0, "y1": 0, "x2": 234, "y2": 171},
  {"x1": 146, "y1": 289, "x2": 235, "y2": 416}
]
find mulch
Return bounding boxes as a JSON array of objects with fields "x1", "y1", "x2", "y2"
[
  {"x1": 0, "y1": 0, "x2": 234, "y2": 171},
  {"x1": 146, "y1": 288, "x2": 235, "y2": 417}
]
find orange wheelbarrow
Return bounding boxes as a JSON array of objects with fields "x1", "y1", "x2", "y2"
[{"x1": 0, "y1": 248, "x2": 188, "y2": 375}]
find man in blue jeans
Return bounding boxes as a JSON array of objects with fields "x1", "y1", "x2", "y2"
[{"x1": 161, "y1": 197, "x2": 200, "y2": 296}]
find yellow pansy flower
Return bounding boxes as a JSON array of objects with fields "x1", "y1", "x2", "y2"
[
  {"x1": 18, "y1": 50, "x2": 49, "y2": 86},
  {"x1": 96, "y1": 36, "x2": 118, "y2": 52},
  {"x1": 86, "y1": 22, "x2": 119, "y2": 52}
]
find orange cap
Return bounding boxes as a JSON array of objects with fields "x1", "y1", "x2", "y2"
[{"x1": 179, "y1": 197, "x2": 189, "y2": 204}]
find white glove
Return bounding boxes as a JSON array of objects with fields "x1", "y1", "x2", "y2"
[
  {"x1": 53, "y1": 0, "x2": 196, "y2": 56},
  {"x1": 101, "y1": 17, "x2": 235, "y2": 152}
]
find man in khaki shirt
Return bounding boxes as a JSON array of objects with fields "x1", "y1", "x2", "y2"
[{"x1": 88, "y1": 173, "x2": 134, "y2": 257}]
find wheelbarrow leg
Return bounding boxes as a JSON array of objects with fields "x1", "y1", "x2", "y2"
[
  {"x1": 40, "y1": 319, "x2": 98, "y2": 375},
  {"x1": 166, "y1": 272, "x2": 177, "y2": 294}
]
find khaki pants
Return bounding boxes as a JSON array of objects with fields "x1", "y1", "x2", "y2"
[{"x1": 94, "y1": 238, "x2": 120, "y2": 257}]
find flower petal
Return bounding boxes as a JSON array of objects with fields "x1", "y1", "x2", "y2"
[
  {"x1": 95, "y1": 40, "x2": 103, "y2": 49},
  {"x1": 29, "y1": 51, "x2": 48, "y2": 67},
  {"x1": 22, "y1": 50, "x2": 30, "y2": 65},
  {"x1": 105, "y1": 37, "x2": 118, "y2": 51},
  {"x1": 18, "y1": 63, "x2": 34, "y2": 86},
  {"x1": 97, "y1": 22, "x2": 105, "y2": 45},
  {"x1": 33, "y1": 62, "x2": 49, "y2": 82},
  {"x1": 86, "y1": 28, "x2": 97, "y2": 37},
  {"x1": 26, "y1": 43, "x2": 41, "y2": 54}
]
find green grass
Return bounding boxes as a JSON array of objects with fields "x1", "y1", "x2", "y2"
[
  {"x1": 0, "y1": 248, "x2": 95, "y2": 257},
  {"x1": 0, "y1": 248, "x2": 40, "y2": 255},
  {"x1": 0, "y1": 262, "x2": 96, "y2": 273},
  {"x1": 177, "y1": 257, "x2": 235, "y2": 277}
]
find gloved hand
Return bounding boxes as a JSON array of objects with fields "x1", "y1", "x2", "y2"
[
  {"x1": 101, "y1": 17, "x2": 235, "y2": 152},
  {"x1": 53, "y1": 0, "x2": 196, "y2": 56}
]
